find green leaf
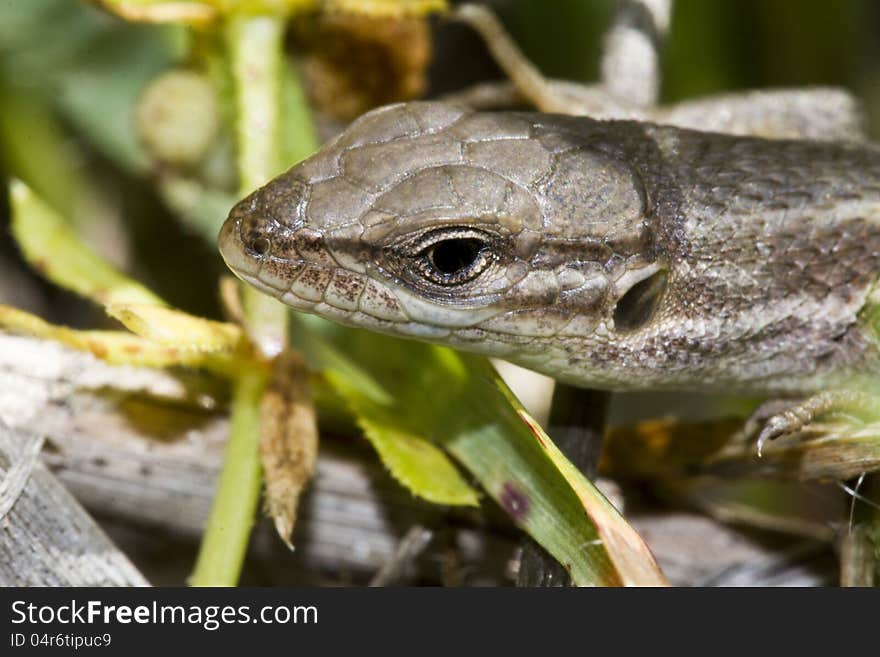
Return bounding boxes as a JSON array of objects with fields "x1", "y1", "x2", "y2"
[
  {"x1": 327, "y1": 369, "x2": 480, "y2": 506},
  {"x1": 0, "y1": 83, "x2": 81, "y2": 216},
  {"x1": 517, "y1": 407, "x2": 666, "y2": 586},
  {"x1": 294, "y1": 317, "x2": 666, "y2": 585}
]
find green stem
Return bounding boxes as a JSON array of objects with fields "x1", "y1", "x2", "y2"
[
  {"x1": 191, "y1": 13, "x2": 289, "y2": 586},
  {"x1": 226, "y1": 13, "x2": 290, "y2": 358},
  {"x1": 191, "y1": 368, "x2": 268, "y2": 586}
]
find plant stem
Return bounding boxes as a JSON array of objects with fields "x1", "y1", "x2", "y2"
[
  {"x1": 226, "y1": 13, "x2": 290, "y2": 358},
  {"x1": 191, "y1": 13, "x2": 290, "y2": 586},
  {"x1": 191, "y1": 368, "x2": 268, "y2": 586}
]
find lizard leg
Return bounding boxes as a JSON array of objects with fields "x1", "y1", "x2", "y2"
[
  {"x1": 450, "y1": 4, "x2": 574, "y2": 113},
  {"x1": 755, "y1": 390, "x2": 880, "y2": 456},
  {"x1": 451, "y1": 1, "x2": 671, "y2": 113},
  {"x1": 444, "y1": 82, "x2": 868, "y2": 143},
  {"x1": 440, "y1": 79, "x2": 640, "y2": 117}
]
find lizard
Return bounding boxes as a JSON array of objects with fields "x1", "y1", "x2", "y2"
[{"x1": 218, "y1": 100, "x2": 880, "y2": 446}]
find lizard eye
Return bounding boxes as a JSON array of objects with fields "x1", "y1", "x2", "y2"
[
  {"x1": 430, "y1": 238, "x2": 483, "y2": 275},
  {"x1": 413, "y1": 230, "x2": 495, "y2": 286}
]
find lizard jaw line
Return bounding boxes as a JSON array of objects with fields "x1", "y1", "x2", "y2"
[{"x1": 232, "y1": 260, "x2": 456, "y2": 341}]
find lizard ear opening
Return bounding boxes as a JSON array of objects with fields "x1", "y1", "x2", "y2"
[{"x1": 613, "y1": 268, "x2": 668, "y2": 331}]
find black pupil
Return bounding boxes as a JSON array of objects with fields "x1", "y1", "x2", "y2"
[{"x1": 430, "y1": 239, "x2": 482, "y2": 275}]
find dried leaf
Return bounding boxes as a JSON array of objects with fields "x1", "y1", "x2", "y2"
[
  {"x1": 295, "y1": 13, "x2": 432, "y2": 120},
  {"x1": 600, "y1": 418, "x2": 744, "y2": 479},
  {"x1": 259, "y1": 351, "x2": 319, "y2": 546}
]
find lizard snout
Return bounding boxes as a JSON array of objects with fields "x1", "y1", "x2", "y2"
[{"x1": 218, "y1": 211, "x2": 258, "y2": 279}]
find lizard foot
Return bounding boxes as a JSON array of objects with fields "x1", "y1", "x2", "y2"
[{"x1": 754, "y1": 390, "x2": 880, "y2": 457}]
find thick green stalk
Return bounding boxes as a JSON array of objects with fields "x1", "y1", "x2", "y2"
[
  {"x1": 226, "y1": 14, "x2": 290, "y2": 358},
  {"x1": 191, "y1": 368, "x2": 268, "y2": 586},
  {"x1": 191, "y1": 13, "x2": 289, "y2": 586}
]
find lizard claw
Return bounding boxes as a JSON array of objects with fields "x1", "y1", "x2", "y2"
[
  {"x1": 756, "y1": 415, "x2": 798, "y2": 457},
  {"x1": 754, "y1": 390, "x2": 880, "y2": 458}
]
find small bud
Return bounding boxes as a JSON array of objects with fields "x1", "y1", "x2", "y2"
[{"x1": 136, "y1": 69, "x2": 219, "y2": 167}]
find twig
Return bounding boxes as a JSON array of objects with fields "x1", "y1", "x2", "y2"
[
  {"x1": 0, "y1": 423, "x2": 148, "y2": 586},
  {"x1": 369, "y1": 525, "x2": 434, "y2": 587},
  {"x1": 0, "y1": 427, "x2": 44, "y2": 522},
  {"x1": 451, "y1": 4, "x2": 574, "y2": 113}
]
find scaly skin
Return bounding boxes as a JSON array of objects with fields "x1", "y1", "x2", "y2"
[{"x1": 218, "y1": 101, "x2": 880, "y2": 394}]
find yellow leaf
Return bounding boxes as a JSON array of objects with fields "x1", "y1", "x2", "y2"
[
  {"x1": 9, "y1": 180, "x2": 164, "y2": 307},
  {"x1": 107, "y1": 303, "x2": 245, "y2": 353},
  {"x1": 0, "y1": 305, "x2": 208, "y2": 368},
  {"x1": 91, "y1": 1, "x2": 218, "y2": 24},
  {"x1": 323, "y1": 0, "x2": 447, "y2": 17}
]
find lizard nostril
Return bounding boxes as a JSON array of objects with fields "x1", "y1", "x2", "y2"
[
  {"x1": 251, "y1": 237, "x2": 270, "y2": 255},
  {"x1": 614, "y1": 268, "x2": 668, "y2": 331},
  {"x1": 239, "y1": 214, "x2": 273, "y2": 257}
]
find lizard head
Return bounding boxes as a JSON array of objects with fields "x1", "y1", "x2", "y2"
[{"x1": 219, "y1": 101, "x2": 665, "y2": 383}]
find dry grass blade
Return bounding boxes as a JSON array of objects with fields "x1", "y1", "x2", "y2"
[
  {"x1": 324, "y1": 0, "x2": 446, "y2": 17},
  {"x1": 0, "y1": 304, "x2": 212, "y2": 368},
  {"x1": 840, "y1": 525, "x2": 875, "y2": 586},
  {"x1": 91, "y1": 0, "x2": 218, "y2": 25},
  {"x1": 107, "y1": 304, "x2": 245, "y2": 354}
]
